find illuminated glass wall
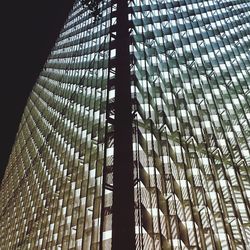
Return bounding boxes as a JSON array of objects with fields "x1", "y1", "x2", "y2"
[
  {"x1": 131, "y1": 0, "x2": 250, "y2": 248},
  {"x1": 1, "y1": 0, "x2": 250, "y2": 249},
  {"x1": 0, "y1": 1, "x2": 113, "y2": 249}
]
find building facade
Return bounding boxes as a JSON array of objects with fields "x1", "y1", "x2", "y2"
[{"x1": 1, "y1": 0, "x2": 250, "y2": 249}]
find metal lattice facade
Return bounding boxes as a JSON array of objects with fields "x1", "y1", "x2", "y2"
[{"x1": 1, "y1": 0, "x2": 250, "y2": 249}]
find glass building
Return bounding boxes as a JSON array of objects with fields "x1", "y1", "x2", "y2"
[{"x1": 1, "y1": 0, "x2": 250, "y2": 249}]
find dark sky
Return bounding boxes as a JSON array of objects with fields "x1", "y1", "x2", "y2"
[{"x1": 0, "y1": 0, "x2": 75, "y2": 182}]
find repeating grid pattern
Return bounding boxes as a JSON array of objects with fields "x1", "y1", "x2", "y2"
[
  {"x1": 131, "y1": 0, "x2": 250, "y2": 249},
  {"x1": 1, "y1": 0, "x2": 250, "y2": 249},
  {"x1": 0, "y1": 1, "x2": 113, "y2": 249}
]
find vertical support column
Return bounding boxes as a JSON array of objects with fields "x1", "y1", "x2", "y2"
[{"x1": 112, "y1": 0, "x2": 135, "y2": 249}]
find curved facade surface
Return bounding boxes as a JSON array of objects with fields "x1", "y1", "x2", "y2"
[{"x1": 1, "y1": 0, "x2": 250, "y2": 249}]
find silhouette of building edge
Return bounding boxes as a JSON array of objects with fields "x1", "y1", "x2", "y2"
[{"x1": 1, "y1": 0, "x2": 250, "y2": 249}]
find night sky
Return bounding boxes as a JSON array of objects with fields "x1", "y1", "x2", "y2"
[{"x1": 0, "y1": 0, "x2": 75, "y2": 182}]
